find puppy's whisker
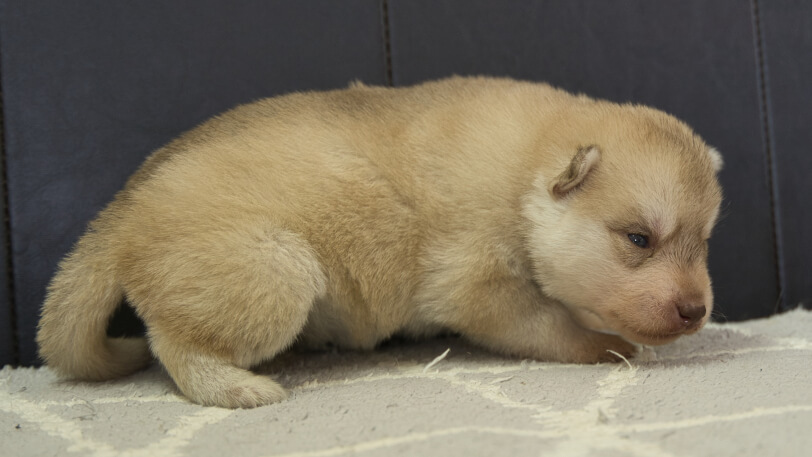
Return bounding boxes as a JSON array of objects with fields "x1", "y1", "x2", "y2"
[{"x1": 710, "y1": 310, "x2": 728, "y2": 322}]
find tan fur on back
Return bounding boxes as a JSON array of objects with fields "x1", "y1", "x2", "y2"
[{"x1": 37, "y1": 77, "x2": 723, "y2": 408}]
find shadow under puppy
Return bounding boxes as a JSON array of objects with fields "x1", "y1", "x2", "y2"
[{"x1": 37, "y1": 76, "x2": 723, "y2": 408}]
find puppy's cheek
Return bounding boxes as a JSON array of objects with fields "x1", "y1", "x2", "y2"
[
  {"x1": 541, "y1": 264, "x2": 625, "y2": 333},
  {"x1": 568, "y1": 306, "x2": 616, "y2": 334},
  {"x1": 549, "y1": 278, "x2": 617, "y2": 331}
]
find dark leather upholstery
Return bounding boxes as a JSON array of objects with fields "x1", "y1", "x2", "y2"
[
  {"x1": 760, "y1": 0, "x2": 812, "y2": 312},
  {"x1": 0, "y1": 154, "x2": 13, "y2": 364},
  {"x1": 1, "y1": 0, "x2": 808, "y2": 366}
]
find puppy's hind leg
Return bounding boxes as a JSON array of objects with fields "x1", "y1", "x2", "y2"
[
  {"x1": 134, "y1": 228, "x2": 326, "y2": 408},
  {"x1": 151, "y1": 337, "x2": 290, "y2": 408}
]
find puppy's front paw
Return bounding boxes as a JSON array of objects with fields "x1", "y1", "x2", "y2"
[{"x1": 563, "y1": 332, "x2": 638, "y2": 364}]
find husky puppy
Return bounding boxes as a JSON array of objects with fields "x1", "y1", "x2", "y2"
[{"x1": 37, "y1": 77, "x2": 723, "y2": 408}]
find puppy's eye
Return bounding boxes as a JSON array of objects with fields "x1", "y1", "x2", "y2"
[{"x1": 627, "y1": 233, "x2": 649, "y2": 248}]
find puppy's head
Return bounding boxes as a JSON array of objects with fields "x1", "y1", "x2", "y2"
[{"x1": 523, "y1": 106, "x2": 723, "y2": 345}]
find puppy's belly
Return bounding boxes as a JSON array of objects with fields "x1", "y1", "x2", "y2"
[
  {"x1": 294, "y1": 298, "x2": 381, "y2": 350},
  {"x1": 295, "y1": 298, "x2": 445, "y2": 351},
  {"x1": 296, "y1": 312, "x2": 358, "y2": 350}
]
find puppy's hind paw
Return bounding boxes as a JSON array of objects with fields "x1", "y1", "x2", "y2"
[
  {"x1": 186, "y1": 374, "x2": 289, "y2": 409},
  {"x1": 220, "y1": 376, "x2": 288, "y2": 409}
]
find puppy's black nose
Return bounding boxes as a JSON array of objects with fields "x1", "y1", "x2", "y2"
[{"x1": 677, "y1": 303, "x2": 706, "y2": 325}]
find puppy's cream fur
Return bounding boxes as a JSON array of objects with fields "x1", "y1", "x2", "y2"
[{"x1": 37, "y1": 77, "x2": 723, "y2": 408}]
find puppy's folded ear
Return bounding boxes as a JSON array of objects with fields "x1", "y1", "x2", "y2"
[
  {"x1": 550, "y1": 145, "x2": 601, "y2": 199},
  {"x1": 707, "y1": 146, "x2": 723, "y2": 173}
]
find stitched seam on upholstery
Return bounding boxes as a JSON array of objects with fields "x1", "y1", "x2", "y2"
[
  {"x1": 380, "y1": 0, "x2": 394, "y2": 86},
  {"x1": 751, "y1": 0, "x2": 785, "y2": 313},
  {"x1": 0, "y1": 35, "x2": 20, "y2": 366}
]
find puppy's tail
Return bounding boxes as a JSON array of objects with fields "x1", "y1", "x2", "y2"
[{"x1": 36, "y1": 231, "x2": 151, "y2": 380}]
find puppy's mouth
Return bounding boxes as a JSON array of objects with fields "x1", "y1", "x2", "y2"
[{"x1": 617, "y1": 317, "x2": 709, "y2": 345}]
